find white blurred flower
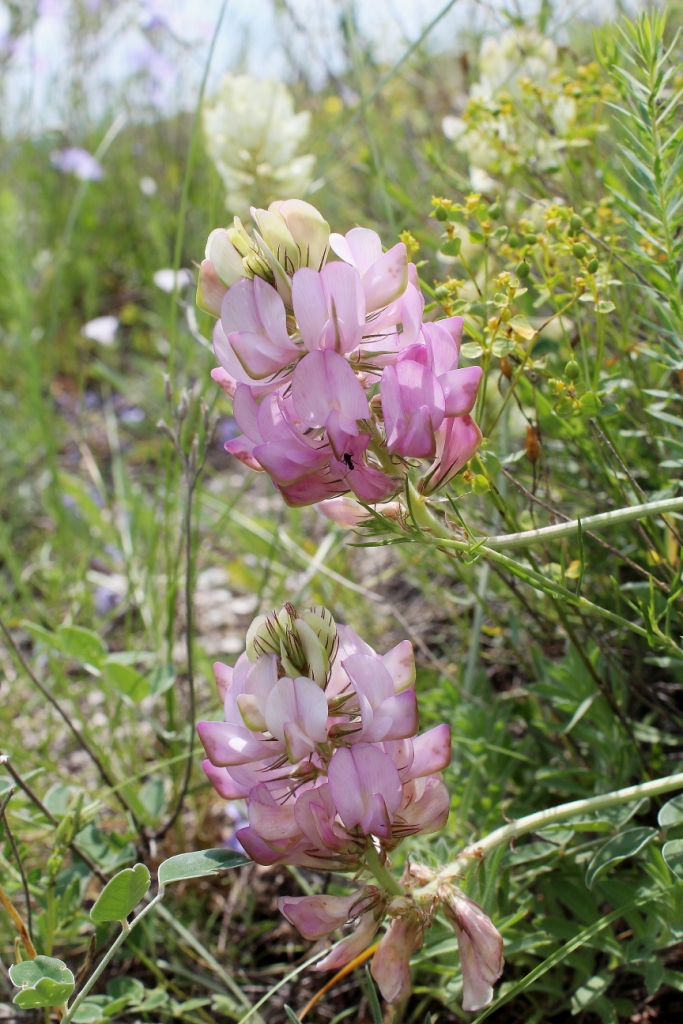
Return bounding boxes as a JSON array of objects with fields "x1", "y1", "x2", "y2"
[
  {"x1": 443, "y1": 29, "x2": 575, "y2": 181},
  {"x1": 139, "y1": 176, "x2": 158, "y2": 196},
  {"x1": 203, "y1": 74, "x2": 315, "y2": 217},
  {"x1": 153, "y1": 268, "x2": 193, "y2": 293},
  {"x1": 81, "y1": 316, "x2": 118, "y2": 346}
]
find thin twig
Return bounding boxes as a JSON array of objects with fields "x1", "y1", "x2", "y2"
[
  {"x1": 0, "y1": 616, "x2": 139, "y2": 824},
  {"x1": 0, "y1": 787, "x2": 33, "y2": 941},
  {"x1": 2, "y1": 756, "x2": 108, "y2": 884}
]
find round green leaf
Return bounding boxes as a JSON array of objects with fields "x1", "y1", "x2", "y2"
[
  {"x1": 58, "y1": 625, "x2": 107, "y2": 667},
  {"x1": 10, "y1": 956, "x2": 75, "y2": 1009},
  {"x1": 107, "y1": 976, "x2": 145, "y2": 1003},
  {"x1": 72, "y1": 1001, "x2": 108, "y2": 1023},
  {"x1": 585, "y1": 827, "x2": 657, "y2": 889},
  {"x1": 663, "y1": 839, "x2": 683, "y2": 879},
  {"x1": 158, "y1": 848, "x2": 249, "y2": 886},
  {"x1": 90, "y1": 863, "x2": 151, "y2": 922},
  {"x1": 658, "y1": 795, "x2": 683, "y2": 828},
  {"x1": 104, "y1": 662, "x2": 150, "y2": 702}
]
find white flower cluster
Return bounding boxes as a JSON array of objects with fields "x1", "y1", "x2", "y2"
[
  {"x1": 203, "y1": 74, "x2": 316, "y2": 217},
  {"x1": 443, "y1": 29, "x2": 577, "y2": 185}
]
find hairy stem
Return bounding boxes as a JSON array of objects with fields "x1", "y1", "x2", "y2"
[
  {"x1": 428, "y1": 770, "x2": 683, "y2": 887},
  {"x1": 365, "y1": 842, "x2": 404, "y2": 897}
]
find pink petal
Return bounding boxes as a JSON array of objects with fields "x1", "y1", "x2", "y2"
[
  {"x1": 422, "y1": 321, "x2": 459, "y2": 376},
  {"x1": 422, "y1": 415, "x2": 483, "y2": 494},
  {"x1": 221, "y1": 278, "x2": 262, "y2": 336},
  {"x1": 211, "y1": 366, "x2": 238, "y2": 398},
  {"x1": 229, "y1": 331, "x2": 296, "y2": 380},
  {"x1": 213, "y1": 662, "x2": 233, "y2": 702},
  {"x1": 197, "y1": 259, "x2": 227, "y2": 316},
  {"x1": 277, "y1": 472, "x2": 346, "y2": 507},
  {"x1": 202, "y1": 760, "x2": 248, "y2": 799},
  {"x1": 292, "y1": 267, "x2": 329, "y2": 350},
  {"x1": 197, "y1": 720, "x2": 275, "y2": 766},
  {"x1": 224, "y1": 434, "x2": 263, "y2": 472},
  {"x1": 314, "y1": 496, "x2": 368, "y2": 527},
  {"x1": 328, "y1": 744, "x2": 402, "y2": 834},
  {"x1": 398, "y1": 774, "x2": 450, "y2": 833},
  {"x1": 278, "y1": 891, "x2": 370, "y2": 940},
  {"x1": 446, "y1": 893, "x2": 504, "y2": 1012},
  {"x1": 253, "y1": 275, "x2": 295, "y2": 350},
  {"x1": 363, "y1": 691, "x2": 418, "y2": 743},
  {"x1": 346, "y1": 463, "x2": 397, "y2": 503},
  {"x1": 439, "y1": 366, "x2": 483, "y2": 416},
  {"x1": 340, "y1": 227, "x2": 383, "y2": 275},
  {"x1": 402, "y1": 724, "x2": 452, "y2": 780},
  {"x1": 232, "y1": 384, "x2": 261, "y2": 442},
  {"x1": 316, "y1": 910, "x2": 380, "y2": 972},
  {"x1": 343, "y1": 653, "x2": 395, "y2": 707},
  {"x1": 371, "y1": 918, "x2": 422, "y2": 1003},
  {"x1": 381, "y1": 641, "x2": 415, "y2": 693},
  {"x1": 291, "y1": 349, "x2": 369, "y2": 430},
  {"x1": 362, "y1": 242, "x2": 408, "y2": 312},
  {"x1": 236, "y1": 825, "x2": 287, "y2": 865},
  {"x1": 265, "y1": 677, "x2": 329, "y2": 756},
  {"x1": 253, "y1": 439, "x2": 329, "y2": 486},
  {"x1": 247, "y1": 782, "x2": 301, "y2": 846},
  {"x1": 439, "y1": 315, "x2": 464, "y2": 352},
  {"x1": 320, "y1": 261, "x2": 365, "y2": 353}
]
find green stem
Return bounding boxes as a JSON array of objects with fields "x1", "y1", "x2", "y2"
[
  {"x1": 426, "y1": 770, "x2": 683, "y2": 888},
  {"x1": 365, "y1": 842, "x2": 404, "y2": 897},
  {"x1": 62, "y1": 890, "x2": 166, "y2": 1024},
  {"x1": 481, "y1": 495, "x2": 683, "y2": 550}
]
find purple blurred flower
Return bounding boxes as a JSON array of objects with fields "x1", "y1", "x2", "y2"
[{"x1": 51, "y1": 148, "x2": 104, "y2": 181}]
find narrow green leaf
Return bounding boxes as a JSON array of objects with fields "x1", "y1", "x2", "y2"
[
  {"x1": 158, "y1": 848, "x2": 250, "y2": 886},
  {"x1": 284, "y1": 1006, "x2": 300, "y2": 1024},
  {"x1": 364, "y1": 966, "x2": 383, "y2": 1024},
  {"x1": 90, "y1": 863, "x2": 151, "y2": 922},
  {"x1": 585, "y1": 827, "x2": 657, "y2": 889}
]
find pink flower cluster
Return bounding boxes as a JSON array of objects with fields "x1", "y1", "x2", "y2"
[
  {"x1": 198, "y1": 604, "x2": 503, "y2": 1010},
  {"x1": 198, "y1": 200, "x2": 483, "y2": 511}
]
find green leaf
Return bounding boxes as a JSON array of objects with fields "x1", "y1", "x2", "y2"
[
  {"x1": 508, "y1": 315, "x2": 536, "y2": 341},
  {"x1": 662, "y1": 839, "x2": 683, "y2": 879},
  {"x1": 158, "y1": 848, "x2": 250, "y2": 886},
  {"x1": 58, "y1": 625, "x2": 107, "y2": 667},
  {"x1": 72, "y1": 1002, "x2": 108, "y2": 1023},
  {"x1": 10, "y1": 956, "x2": 75, "y2": 1009},
  {"x1": 138, "y1": 779, "x2": 166, "y2": 824},
  {"x1": 148, "y1": 663, "x2": 176, "y2": 696},
  {"x1": 645, "y1": 957, "x2": 664, "y2": 996},
  {"x1": 460, "y1": 341, "x2": 484, "y2": 360},
  {"x1": 21, "y1": 620, "x2": 63, "y2": 651},
  {"x1": 440, "y1": 237, "x2": 461, "y2": 258},
  {"x1": 104, "y1": 662, "x2": 150, "y2": 702},
  {"x1": 135, "y1": 988, "x2": 169, "y2": 1011},
  {"x1": 596, "y1": 300, "x2": 616, "y2": 314},
  {"x1": 491, "y1": 337, "x2": 517, "y2": 357},
  {"x1": 284, "y1": 1006, "x2": 300, "y2": 1024},
  {"x1": 570, "y1": 973, "x2": 611, "y2": 1014},
  {"x1": 659, "y1": 795, "x2": 683, "y2": 827},
  {"x1": 90, "y1": 863, "x2": 151, "y2": 922},
  {"x1": 106, "y1": 977, "x2": 145, "y2": 1003},
  {"x1": 585, "y1": 827, "x2": 657, "y2": 889}
]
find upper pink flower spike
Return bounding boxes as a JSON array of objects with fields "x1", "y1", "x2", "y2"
[
  {"x1": 291, "y1": 349, "x2": 370, "y2": 458},
  {"x1": 328, "y1": 743, "x2": 403, "y2": 838}
]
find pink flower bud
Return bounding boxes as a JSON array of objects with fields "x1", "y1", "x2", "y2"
[
  {"x1": 444, "y1": 891, "x2": 504, "y2": 1012},
  {"x1": 278, "y1": 887, "x2": 377, "y2": 940},
  {"x1": 371, "y1": 917, "x2": 423, "y2": 1004}
]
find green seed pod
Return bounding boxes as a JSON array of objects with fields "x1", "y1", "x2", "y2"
[
  {"x1": 587, "y1": 258, "x2": 599, "y2": 274},
  {"x1": 569, "y1": 214, "x2": 583, "y2": 232},
  {"x1": 434, "y1": 205, "x2": 448, "y2": 221},
  {"x1": 472, "y1": 474, "x2": 490, "y2": 494},
  {"x1": 516, "y1": 260, "x2": 530, "y2": 279},
  {"x1": 524, "y1": 233, "x2": 538, "y2": 245},
  {"x1": 488, "y1": 202, "x2": 502, "y2": 219},
  {"x1": 565, "y1": 358, "x2": 581, "y2": 380},
  {"x1": 507, "y1": 232, "x2": 521, "y2": 248},
  {"x1": 572, "y1": 243, "x2": 587, "y2": 259},
  {"x1": 434, "y1": 285, "x2": 450, "y2": 301}
]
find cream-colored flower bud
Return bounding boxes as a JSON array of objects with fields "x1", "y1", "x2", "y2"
[
  {"x1": 294, "y1": 619, "x2": 329, "y2": 688},
  {"x1": 208, "y1": 228, "x2": 246, "y2": 287},
  {"x1": 300, "y1": 606, "x2": 337, "y2": 660},
  {"x1": 236, "y1": 692, "x2": 267, "y2": 732}
]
